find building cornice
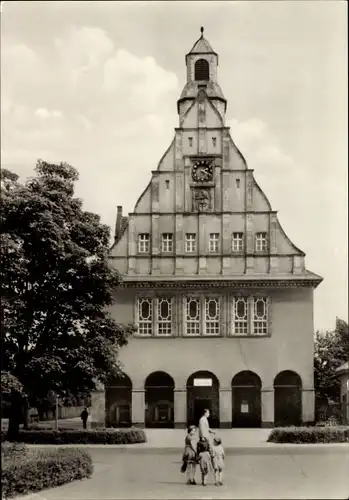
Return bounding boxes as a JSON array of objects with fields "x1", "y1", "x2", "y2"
[{"x1": 120, "y1": 276, "x2": 323, "y2": 289}]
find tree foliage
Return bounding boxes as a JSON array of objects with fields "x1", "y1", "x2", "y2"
[
  {"x1": 1, "y1": 161, "x2": 134, "y2": 410},
  {"x1": 314, "y1": 318, "x2": 349, "y2": 406}
]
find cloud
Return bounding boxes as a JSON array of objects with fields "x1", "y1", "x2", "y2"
[{"x1": 35, "y1": 108, "x2": 63, "y2": 119}]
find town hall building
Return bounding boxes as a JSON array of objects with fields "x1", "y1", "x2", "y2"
[{"x1": 93, "y1": 29, "x2": 323, "y2": 429}]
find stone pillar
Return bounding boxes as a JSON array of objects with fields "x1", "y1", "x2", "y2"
[
  {"x1": 302, "y1": 389, "x2": 315, "y2": 424},
  {"x1": 219, "y1": 389, "x2": 232, "y2": 429},
  {"x1": 174, "y1": 389, "x2": 187, "y2": 428},
  {"x1": 261, "y1": 389, "x2": 274, "y2": 428},
  {"x1": 90, "y1": 382, "x2": 106, "y2": 428},
  {"x1": 132, "y1": 389, "x2": 145, "y2": 428}
]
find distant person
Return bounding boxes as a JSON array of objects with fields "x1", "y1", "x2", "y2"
[
  {"x1": 212, "y1": 436, "x2": 225, "y2": 486},
  {"x1": 80, "y1": 407, "x2": 88, "y2": 429},
  {"x1": 181, "y1": 425, "x2": 198, "y2": 484}
]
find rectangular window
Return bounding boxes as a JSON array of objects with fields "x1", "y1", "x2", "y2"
[
  {"x1": 162, "y1": 233, "x2": 173, "y2": 252},
  {"x1": 137, "y1": 298, "x2": 153, "y2": 335},
  {"x1": 205, "y1": 298, "x2": 220, "y2": 336},
  {"x1": 212, "y1": 137, "x2": 217, "y2": 147},
  {"x1": 188, "y1": 137, "x2": 193, "y2": 147},
  {"x1": 185, "y1": 233, "x2": 197, "y2": 253},
  {"x1": 232, "y1": 297, "x2": 248, "y2": 335},
  {"x1": 252, "y1": 297, "x2": 268, "y2": 335},
  {"x1": 255, "y1": 232, "x2": 268, "y2": 252},
  {"x1": 232, "y1": 232, "x2": 244, "y2": 252},
  {"x1": 138, "y1": 233, "x2": 150, "y2": 253},
  {"x1": 157, "y1": 298, "x2": 172, "y2": 336},
  {"x1": 209, "y1": 233, "x2": 219, "y2": 252},
  {"x1": 185, "y1": 297, "x2": 200, "y2": 335}
]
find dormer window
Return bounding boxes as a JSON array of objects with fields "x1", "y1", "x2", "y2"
[{"x1": 195, "y1": 59, "x2": 209, "y2": 81}]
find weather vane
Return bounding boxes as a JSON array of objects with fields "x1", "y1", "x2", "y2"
[{"x1": 200, "y1": 26, "x2": 204, "y2": 37}]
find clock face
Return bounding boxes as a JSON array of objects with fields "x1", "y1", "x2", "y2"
[{"x1": 192, "y1": 160, "x2": 213, "y2": 183}]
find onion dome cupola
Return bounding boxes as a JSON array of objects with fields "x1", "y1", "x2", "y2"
[{"x1": 177, "y1": 27, "x2": 227, "y2": 123}]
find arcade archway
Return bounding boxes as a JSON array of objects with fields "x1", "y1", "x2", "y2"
[
  {"x1": 106, "y1": 373, "x2": 132, "y2": 427},
  {"x1": 145, "y1": 371, "x2": 174, "y2": 428},
  {"x1": 187, "y1": 371, "x2": 220, "y2": 428},
  {"x1": 274, "y1": 370, "x2": 302, "y2": 426},
  {"x1": 232, "y1": 371, "x2": 262, "y2": 428}
]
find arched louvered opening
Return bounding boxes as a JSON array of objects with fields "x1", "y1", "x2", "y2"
[{"x1": 195, "y1": 59, "x2": 209, "y2": 81}]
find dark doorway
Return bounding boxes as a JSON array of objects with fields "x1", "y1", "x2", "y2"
[
  {"x1": 105, "y1": 373, "x2": 132, "y2": 427},
  {"x1": 274, "y1": 371, "x2": 302, "y2": 426},
  {"x1": 145, "y1": 372, "x2": 174, "y2": 428},
  {"x1": 187, "y1": 371, "x2": 220, "y2": 428},
  {"x1": 232, "y1": 371, "x2": 262, "y2": 428}
]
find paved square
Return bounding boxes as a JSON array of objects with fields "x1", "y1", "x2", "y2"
[{"x1": 15, "y1": 445, "x2": 349, "y2": 500}]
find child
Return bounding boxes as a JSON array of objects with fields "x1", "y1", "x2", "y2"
[
  {"x1": 212, "y1": 436, "x2": 225, "y2": 486},
  {"x1": 181, "y1": 425, "x2": 198, "y2": 485},
  {"x1": 197, "y1": 438, "x2": 212, "y2": 486}
]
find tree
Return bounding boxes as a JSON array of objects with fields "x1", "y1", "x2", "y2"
[
  {"x1": 1, "y1": 161, "x2": 134, "y2": 438},
  {"x1": 314, "y1": 318, "x2": 349, "y2": 410}
]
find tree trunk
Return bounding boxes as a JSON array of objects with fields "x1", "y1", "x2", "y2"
[
  {"x1": 22, "y1": 396, "x2": 29, "y2": 429},
  {"x1": 7, "y1": 391, "x2": 22, "y2": 442}
]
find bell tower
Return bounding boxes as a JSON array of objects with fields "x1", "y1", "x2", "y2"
[{"x1": 177, "y1": 27, "x2": 227, "y2": 123}]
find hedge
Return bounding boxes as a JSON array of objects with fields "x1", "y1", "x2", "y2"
[
  {"x1": 267, "y1": 426, "x2": 349, "y2": 443},
  {"x1": 1, "y1": 442, "x2": 28, "y2": 460},
  {"x1": 2, "y1": 445, "x2": 93, "y2": 499},
  {"x1": 1, "y1": 427, "x2": 146, "y2": 445}
]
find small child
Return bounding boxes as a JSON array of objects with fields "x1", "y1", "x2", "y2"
[
  {"x1": 197, "y1": 438, "x2": 212, "y2": 486},
  {"x1": 212, "y1": 436, "x2": 225, "y2": 486},
  {"x1": 181, "y1": 425, "x2": 198, "y2": 485}
]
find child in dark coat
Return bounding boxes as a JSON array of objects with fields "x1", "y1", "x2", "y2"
[{"x1": 197, "y1": 438, "x2": 212, "y2": 486}]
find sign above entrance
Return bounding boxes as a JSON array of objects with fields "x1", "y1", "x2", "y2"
[{"x1": 194, "y1": 378, "x2": 212, "y2": 387}]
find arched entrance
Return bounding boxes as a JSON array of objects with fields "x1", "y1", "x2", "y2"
[
  {"x1": 187, "y1": 371, "x2": 220, "y2": 428},
  {"x1": 105, "y1": 373, "x2": 132, "y2": 427},
  {"x1": 145, "y1": 372, "x2": 174, "y2": 428},
  {"x1": 232, "y1": 371, "x2": 262, "y2": 428},
  {"x1": 274, "y1": 371, "x2": 302, "y2": 426}
]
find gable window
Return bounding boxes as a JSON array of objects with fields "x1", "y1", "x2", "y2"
[
  {"x1": 157, "y1": 298, "x2": 172, "y2": 336},
  {"x1": 195, "y1": 59, "x2": 209, "y2": 81},
  {"x1": 209, "y1": 233, "x2": 219, "y2": 252},
  {"x1": 255, "y1": 232, "x2": 268, "y2": 252},
  {"x1": 232, "y1": 232, "x2": 244, "y2": 252},
  {"x1": 185, "y1": 233, "x2": 197, "y2": 253},
  {"x1": 138, "y1": 233, "x2": 150, "y2": 253},
  {"x1": 138, "y1": 298, "x2": 153, "y2": 335},
  {"x1": 162, "y1": 233, "x2": 173, "y2": 252},
  {"x1": 212, "y1": 137, "x2": 217, "y2": 147},
  {"x1": 188, "y1": 137, "x2": 193, "y2": 147}
]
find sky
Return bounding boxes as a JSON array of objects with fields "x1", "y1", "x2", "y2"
[{"x1": 1, "y1": 1, "x2": 347, "y2": 331}]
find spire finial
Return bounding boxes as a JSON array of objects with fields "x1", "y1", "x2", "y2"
[{"x1": 200, "y1": 26, "x2": 204, "y2": 37}]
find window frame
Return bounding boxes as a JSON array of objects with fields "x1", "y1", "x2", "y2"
[
  {"x1": 138, "y1": 233, "x2": 150, "y2": 253},
  {"x1": 231, "y1": 295, "x2": 270, "y2": 337},
  {"x1": 255, "y1": 232, "x2": 268, "y2": 253},
  {"x1": 232, "y1": 232, "x2": 244, "y2": 252},
  {"x1": 185, "y1": 233, "x2": 197, "y2": 253},
  {"x1": 161, "y1": 233, "x2": 174, "y2": 253},
  {"x1": 136, "y1": 296, "x2": 174, "y2": 337},
  {"x1": 209, "y1": 233, "x2": 220, "y2": 253},
  {"x1": 183, "y1": 295, "x2": 221, "y2": 337}
]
